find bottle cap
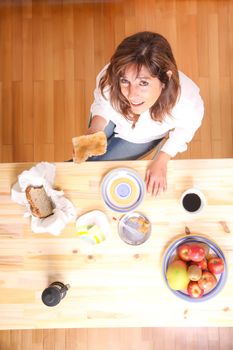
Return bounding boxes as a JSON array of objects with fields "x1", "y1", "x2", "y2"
[{"x1": 41, "y1": 286, "x2": 61, "y2": 307}]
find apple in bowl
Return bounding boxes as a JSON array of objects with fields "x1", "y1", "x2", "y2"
[
  {"x1": 163, "y1": 235, "x2": 227, "y2": 302},
  {"x1": 208, "y1": 257, "x2": 225, "y2": 275},
  {"x1": 187, "y1": 281, "x2": 204, "y2": 298},
  {"x1": 166, "y1": 260, "x2": 189, "y2": 290},
  {"x1": 197, "y1": 271, "x2": 217, "y2": 293}
]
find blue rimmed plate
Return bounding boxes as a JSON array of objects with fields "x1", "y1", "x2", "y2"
[
  {"x1": 101, "y1": 168, "x2": 145, "y2": 212},
  {"x1": 162, "y1": 235, "x2": 228, "y2": 302}
]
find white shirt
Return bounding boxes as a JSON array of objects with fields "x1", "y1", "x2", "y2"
[{"x1": 90, "y1": 65, "x2": 204, "y2": 157}]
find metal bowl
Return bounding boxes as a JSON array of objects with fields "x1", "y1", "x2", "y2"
[{"x1": 118, "y1": 212, "x2": 151, "y2": 245}]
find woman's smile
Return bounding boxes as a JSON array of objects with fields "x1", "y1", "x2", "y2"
[{"x1": 130, "y1": 101, "x2": 144, "y2": 107}]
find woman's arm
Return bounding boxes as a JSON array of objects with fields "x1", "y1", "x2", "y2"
[
  {"x1": 86, "y1": 115, "x2": 108, "y2": 135},
  {"x1": 145, "y1": 151, "x2": 171, "y2": 196}
]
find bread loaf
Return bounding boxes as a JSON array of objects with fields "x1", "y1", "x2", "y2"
[{"x1": 25, "y1": 186, "x2": 53, "y2": 218}]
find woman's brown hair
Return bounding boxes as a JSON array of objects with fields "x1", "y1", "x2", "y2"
[{"x1": 99, "y1": 31, "x2": 180, "y2": 123}]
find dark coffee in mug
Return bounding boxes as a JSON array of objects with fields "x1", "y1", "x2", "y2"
[{"x1": 182, "y1": 193, "x2": 201, "y2": 212}]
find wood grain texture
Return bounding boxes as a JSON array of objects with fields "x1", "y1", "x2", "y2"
[
  {"x1": 0, "y1": 0, "x2": 232, "y2": 162},
  {"x1": 0, "y1": 159, "x2": 233, "y2": 330},
  {"x1": 1, "y1": 327, "x2": 233, "y2": 350}
]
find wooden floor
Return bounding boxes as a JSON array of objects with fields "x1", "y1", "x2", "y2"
[
  {"x1": 0, "y1": 0, "x2": 233, "y2": 349},
  {"x1": 0, "y1": 327, "x2": 233, "y2": 350},
  {"x1": 0, "y1": 0, "x2": 232, "y2": 162}
]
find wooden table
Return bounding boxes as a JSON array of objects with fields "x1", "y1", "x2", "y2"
[{"x1": 0, "y1": 159, "x2": 233, "y2": 329}]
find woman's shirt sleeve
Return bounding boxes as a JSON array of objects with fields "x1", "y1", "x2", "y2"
[
  {"x1": 161, "y1": 74, "x2": 204, "y2": 158},
  {"x1": 90, "y1": 65, "x2": 113, "y2": 122}
]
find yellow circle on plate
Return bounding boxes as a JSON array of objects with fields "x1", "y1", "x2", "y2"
[{"x1": 108, "y1": 176, "x2": 139, "y2": 207}]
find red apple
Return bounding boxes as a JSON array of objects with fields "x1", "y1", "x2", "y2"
[
  {"x1": 189, "y1": 244, "x2": 205, "y2": 262},
  {"x1": 191, "y1": 258, "x2": 208, "y2": 270},
  {"x1": 198, "y1": 271, "x2": 217, "y2": 292},
  {"x1": 208, "y1": 257, "x2": 224, "y2": 274},
  {"x1": 177, "y1": 244, "x2": 192, "y2": 261},
  {"x1": 187, "y1": 281, "x2": 204, "y2": 298},
  {"x1": 197, "y1": 243, "x2": 210, "y2": 257}
]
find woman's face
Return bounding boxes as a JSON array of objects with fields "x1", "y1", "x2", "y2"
[{"x1": 119, "y1": 65, "x2": 164, "y2": 114}]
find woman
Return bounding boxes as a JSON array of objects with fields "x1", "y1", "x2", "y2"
[{"x1": 86, "y1": 31, "x2": 204, "y2": 196}]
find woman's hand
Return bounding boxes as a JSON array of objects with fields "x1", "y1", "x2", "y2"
[{"x1": 145, "y1": 151, "x2": 171, "y2": 196}]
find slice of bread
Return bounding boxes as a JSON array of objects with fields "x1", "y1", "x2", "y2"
[
  {"x1": 72, "y1": 131, "x2": 107, "y2": 163},
  {"x1": 25, "y1": 186, "x2": 53, "y2": 218}
]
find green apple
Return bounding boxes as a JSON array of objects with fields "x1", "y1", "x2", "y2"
[{"x1": 166, "y1": 259, "x2": 189, "y2": 290}]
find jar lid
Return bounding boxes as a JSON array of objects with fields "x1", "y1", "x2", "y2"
[{"x1": 41, "y1": 287, "x2": 61, "y2": 307}]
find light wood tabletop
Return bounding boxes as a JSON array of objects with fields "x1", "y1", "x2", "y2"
[{"x1": 0, "y1": 159, "x2": 233, "y2": 329}]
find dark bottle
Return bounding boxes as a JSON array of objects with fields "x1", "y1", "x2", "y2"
[
  {"x1": 41, "y1": 282, "x2": 70, "y2": 307},
  {"x1": 182, "y1": 193, "x2": 201, "y2": 212}
]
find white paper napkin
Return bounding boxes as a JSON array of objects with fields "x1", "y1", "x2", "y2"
[{"x1": 11, "y1": 162, "x2": 77, "y2": 236}]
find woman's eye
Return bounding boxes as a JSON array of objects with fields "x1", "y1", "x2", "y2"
[
  {"x1": 139, "y1": 80, "x2": 149, "y2": 86},
  {"x1": 120, "y1": 78, "x2": 129, "y2": 85}
]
